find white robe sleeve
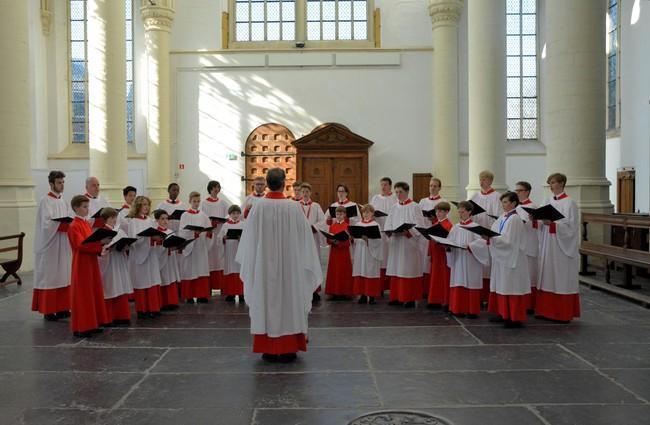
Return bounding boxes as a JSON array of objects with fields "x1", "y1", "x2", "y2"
[
  {"x1": 553, "y1": 200, "x2": 579, "y2": 259},
  {"x1": 489, "y1": 216, "x2": 525, "y2": 269}
]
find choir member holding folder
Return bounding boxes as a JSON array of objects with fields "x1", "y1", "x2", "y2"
[
  {"x1": 370, "y1": 177, "x2": 398, "y2": 292},
  {"x1": 385, "y1": 181, "x2": 427, "y2": 308},
  {"x1": 98, "y1": 208, "x2": 134, "y2": 325},
  {"x1": 325, "y1": 206, "x2": 354, "y2": 299},
  {"x1": 127, "y1": 196, "x2": 164, "y2": 319},
  {"x1": 514, "y1": 181, "x2": 540, "y2": 311},
  {"x1": 32, "y1": 171, "x2": 72, "y2": 321},
  {"x1": 299, "y1": 183, "x2": 326, "y2": 302},
  {"x1": 535, "y1": 173, "x2": 581, "y2": 322},
  {"x1": 178, "y1": 191, "x2": 212, "y2": 304},
  {"x1": 153, "y1": 210, "x2": 180, "y2": 310},
  {"x1": 68, "y1": 195, "x2": 111, "y2": 337},
  {"x1": 471, "y1": 192, "x2": 531, "y2": 327},
  {"x1": 419, "y1": 178, "x2": 447, "y2": 294},
  {"x1": 425, "y1": 202, "x2": 453, "y2": 310},
  {"x1": 351, "y1": 205, "x2": 384, "y2": 304},
  {"x1": 446, "y1": 201, "x2": 485, "y2": 318},
  {"x1": 156, "y1": 183, "x2": 185, "y2": 233},
  {"x1": 117, "y1": 186, "x2": 136, "y2": 233},
  {"x1": 200, "y1": 180, "x2": 229, "y2": 294},
  {"x1": 325, "y1": 184, "x2": 360, "y2": 225},
  {"x1": 218, "y1": 205, "x2": 245, "y2": 302}
]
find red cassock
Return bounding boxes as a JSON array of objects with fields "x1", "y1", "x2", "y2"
[
  {"x1": 68, "y1": 217, "x2": 109, "y2": 333},
  {"x1": 427, "y1": 219, "x2": 453, "y2": 305},
  {"x1": 325, "y1": 222, "x2": 354, "y2": 297}
]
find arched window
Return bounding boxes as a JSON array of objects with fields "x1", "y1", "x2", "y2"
[
  {"x1": 68, "y1": 0, "x2": 134, "y2": 144},
  {"x1": 506, "y1": 0, "x2": 538, "y2": 141}
]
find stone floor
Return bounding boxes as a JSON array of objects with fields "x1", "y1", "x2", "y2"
[{"x1": 1, "y1": 273, "x2": 649, "y2": 425}]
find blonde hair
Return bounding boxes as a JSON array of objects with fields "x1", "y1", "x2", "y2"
[
  {"x1": 188, "y1": 191, "x2": 201, "y2": 202},
  {"x1": 360, "y1": 204, "x2": 375, "y2": 215},
  {"x1": 479, "y1": 170, "x2": 494, "y2": 182},
  {"x1": 546, "y1": 172, "x2": 567, "y2": 186},
  {"x1": 300, "y1": 182, "x2": 312, "y2": 191},
  {"x1": 128, "y1": 196, "x2": 151, "y2": 218}
]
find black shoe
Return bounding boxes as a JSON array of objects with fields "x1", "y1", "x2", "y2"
[
  {"x1": 197, "y1": 298, "x2": 209, "y2": 304},
  {"x1": 44, "y1": 314, "x2": 58, "y2": 321},
  {"x1": 368, "y1": 297, "x2": 376, "y2": 305},
  {"x1": 466, "y1": 314, "x2": 478, "y2": 319},
  {"x1": 137, "y1": 312, "x2": 148, "y2": 319},
  {"x1": 426, "y1": 303, "x2": 441, "y2": 310},
  {"x1": 442, "y1": 305, "x2": 449, "y2": 312},
  {"x1": 112, "y1": 319, "x2": 131, "y2": 326},
  {"x1": 526, "y1": 309, "x2": 535, "y2": 315},
  {"x1": 453, "y1": 312, "x2": 466, "y2": 318},
  {"x1": 312, "y1": 292, "x2": 321, "y2": 303},
  {"x1": 225, "y1": 296, "x2": 236, "y2": 302},
  {"x1": 56, "y1": 311, "x2": 71, "y2": 318},
  {"x1": 147, "y1": 312, "x2": 157, "y2": 319},
  {"x1": 73, "y1": 331, "x2": 93, "y2": 338},
  {"x1": 404, "y1": 301, "x2": 416, "y2": 308},
  {"x1": 152, "y1": 311, "x2": 162, "y2": 317},
  {"x1": 489, "y1": 315, "x2": 505, "y2": 323},
  {"x1": 186, "y1": 298, "x2": 195, "y2": 304},
  {"x1": 277, "y1": 353, "x2": 298, "y2": 363},
  {"x1": 388, "y1": 300, "x2": 400, "y2": 306},
  {"x1": 504, "y1": 320, "x2": 523, "y2": 328},
  {"x1": 91, "y1": 328, "x2": 103, "y2": 334},
  {"x1": 168, "y1": 304, "x2": 179, "y2": 310},
  {"x1": 358, "y1": 295, "x2": 368, "y2": 304},
  {"x1": 262, "y1": 353, "x2": 278, "y2": 362},
  {"x1": 238, "y1": 295, "x2": 244, "y2": 303}
]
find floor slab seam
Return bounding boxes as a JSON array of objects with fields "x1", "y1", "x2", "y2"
[
  {"x1": 524, "y1": 405, "x2": 553, "y2": 425},
  {"x1": 557, "y1": 343, "x2": 650, "y2": 404},
  {"x1": 362, "y1": 347, "x2": 384, "y2": 409}
]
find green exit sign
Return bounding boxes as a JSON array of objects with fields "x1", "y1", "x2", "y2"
[{"x1": 227, "y1": 153, "x2": 238, "y2": 160}]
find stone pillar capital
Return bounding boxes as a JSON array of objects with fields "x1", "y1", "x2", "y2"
[
  {"x1": 141, "y1": 0, "x2": 175, "y2": 32},
  {"x1": 427, "y1": 0, "x2": 463, "y2": 29},
  {"x1": 40, "y1": 0, "x2": 52, "y2": 36}
]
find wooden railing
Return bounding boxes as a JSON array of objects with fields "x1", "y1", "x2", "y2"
[{"x1": 580, "y1": 213, "x2": 650, "y2": 287}]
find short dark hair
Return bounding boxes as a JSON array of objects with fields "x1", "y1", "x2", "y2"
[
  {"x1": 154, "y1": 209, "x2": 169, "y2": 220},
  {"x1": 70, "y1": 194, "x2": 89, "y2": 210},
  {"x1": 207, "y1": 180, "x2": 221, "y2": 194},
  {"x1": 228, "y1": 204, "x2": 242, "y2": 214},
  {"x1": 122, "y1": 185, "x2": 137, "y2": 197},
  {"x1": 266, "y1": 168, "x2": 286, "y2": 191},
  {"x1": 500, "y1": 191, "x2": 519, "y2": 205},
  {"x1": 380, "y1": 177, "x2": 392, "y2": 186},
  {"x1": 394, "y1": 181, "x2": 410, "y2": 192},
  {"x1": 431, "y1": 177, "x2": 442, "y2": 188},
  {"x1": 435, "y1": 201, "x2": 451, "y2": 212},
  {"x1": 547, "y1": 173, "x2": 567, "y2": 186},
  {"x1": 292, "y1": 180, "x2": 303, "y2": 188},
  {"x1": 336, "y1": 184, "x2": 349, "y2": 194},
  {"x1": 515, "y1": 181, "x2": 531, "y2": 192},
  {"x1": 167, "y1": 182, "x2": 179, "y2": 192},
  {"x1": 48, "y1": 170, "x2": 65, "y2": 184},
  {"x1": 457, "y1": 200, "x2": 473, "y2": 213},
  {"x1": 100, "y1": 207, "x2": 118, "y2": 221}
]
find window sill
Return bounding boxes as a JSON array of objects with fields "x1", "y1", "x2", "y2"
[{"x1": 48, "y1": 143, "x2": 145, "y2": 160}]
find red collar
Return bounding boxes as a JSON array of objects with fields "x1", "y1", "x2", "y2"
[
  {"x1": 399, "y1": 199, "x2": 413, "y2": 205},
  {"x1": 460, "y1": 219, "x2": 473, "y2": 225},
  {"x1": 361, "y1": 219, "x2": 374, "y2": 224},
  {"x1": 186, "y1": 209, "x2": 199, "y2": 214},
  {"x1": 381, "y1": 192, "x2": 393, "y2": 197},
  {"x1": 227, "y1": 219, "x2": 240, "y2": 224},
  {"x1": 157, "y1": 226, "x2": 167, "y2": 231},
  {"x1": 167, "y1": 199, "x2": 178, "y2": 204},
  {"x1": 122, "y1": 204, "x2": 130, "y2": 209},
  {"x1": 136, "y1": 215, "x2": 147, "y2": 220},
  {"x1": 301, "y1": 199, "x2": 313, "y2": 206},
  {"x1": 437, "y1": 217, "x2": 449, "y2": 223},
  {"x1": 206, "y1": 197, "x2": 219, "y2": 203},
  {"x1": 253, "y1": 192, "x2": 265, "y2": 197},
  {"x1": 480, "y1": 188, "x2": 495, "y2": 195},
  {"x1": 554, "y1": 193, "x2": 568, "y2": 201},
  {"x1": 292, "y1": 196, "x2": 303, "y2": 201},
  {"x1": 265, "y1": 192, "x2": 286, "y2": 199},
  {"x1": 47, "y1": 192, "x2": 60, "y2": 199},
  {"x1": 429, "y1": 195, "x2": 441, "y2": 201},
  {"x1": 84, "y1": 193, "x2": 97, "y2": 199},
  {"x1": 520, "y1": 199, "x2": 532, "y2": 205},
  {"x1": 338, "y1": 199, "x2": 349, "y2": 205},
  {"x1": 334, "y1": 220, "x2": 346, "y2": 225}
]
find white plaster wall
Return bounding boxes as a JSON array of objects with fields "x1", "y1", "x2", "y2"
[
  {"x1": 606, "y1": 136, "x2": 621, "y2": 210},
  {"x1": 620, "y1": 0, "x2": 650, "y2": 212}
]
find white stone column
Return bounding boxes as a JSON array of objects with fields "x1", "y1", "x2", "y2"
[
  {"x1": 141, "y1": 0, "x2": 175, "y2": 206},
  {"x1": 87, "y1": 0, "x2": 128, "y2": 204},
  {"x1": 0, "y1": 0, "x2": 36, "y2": 269},
  {"x1": 427, "y1": 0, "x2": 463, "y2": 201},
  {"x1": 466, "y1": 0, "x2": 507, "y2": 196},
  {"x1": 543, "y1": 0, "x2": 613, "y2": 213}
]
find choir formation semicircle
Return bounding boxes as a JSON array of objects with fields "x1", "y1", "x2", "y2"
[{"x1": 32, "y1": 168, "x2": 581, "y2": 360}]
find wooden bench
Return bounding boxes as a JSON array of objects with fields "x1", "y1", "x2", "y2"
[
  {"x1": 0, "y1": 233, "x2": 25, "y2": 287},
  {"x1": 580, "y1": 213, "x2": 650, "y2": 287}
]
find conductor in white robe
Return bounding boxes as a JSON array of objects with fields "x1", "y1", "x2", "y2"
[{"x1": 236, "y1": 168, "x2": 322, "y2": 363}]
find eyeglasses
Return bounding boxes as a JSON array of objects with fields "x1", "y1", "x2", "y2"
[{"x1": 514, "y1": 189, "x2": 527, "y2": 192}]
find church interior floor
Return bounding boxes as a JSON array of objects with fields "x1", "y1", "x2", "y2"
[{"x1": 0, "y1": 273, "x2": 649, "y2": 425}]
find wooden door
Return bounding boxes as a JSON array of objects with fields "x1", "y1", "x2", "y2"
[
  {"x1": 333, "y1": 158, "x2": 364, "y2": 205},
  {"x1": 244, "y1": 123, "x2": 296, "y2": 196},
  {"x1": 302, "y1": 158, "x2": 332, "y2": 206},
  {"x1": 412, "y1": 173, "x2": 433, "y2": 202},
  {"x1": 617, "y1": 168, "x2": 635, "y2": 213}
]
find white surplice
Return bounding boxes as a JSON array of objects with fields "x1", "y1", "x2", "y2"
[
  {"x1": 99, "y1": 228, "x2": 134, "y2": 299},
  {"x1": 418, "y1": 195, "x2": 446, "y2": 274},
  {"x1": 351, "y1": 220, "x2": 384, "y2": 278},
  {"x1": 516, "y1": 200, "x2": 540, "y2": 289},
  {"x1": 470, "y1": 189, "x2": 503, "y2": 278},
  {"x1": 217, "y1": 219, "x2": 244, "y2": 275},
  {"x1": 324, "y1": 200, "x2": 361, "y2": 225},
  {"x1": 385, "y1": 200, "x2": 427, "y2": 278},
  {"x1": 235, "y1": 195, "x2": 322, "y2": 338},
  {"x1": 154, "y1": 228, "x2": 180, "y2": 286},
  {"x1": 156, "y1": 199, "x2": 186, "y2": 233},
  {"x1": 127, "y1": 217, "x2": 162, "y2": 289},
  {"x1": 537, "y1": 194, "x2": 580, "y2": 294},
  {"x1": 446, "y1": 222, "x2": 484, "y2": 290},
  {"x1": 200, "y1": 197, "x2": 229, "y2": 273},
  {"x1": 178, "y1": 209, "x2": 211, "y2": 281},
  {"x1": 33, "y1": 193, "x2": 71, "y2": 290},
  {"x1": 85, "y1": 194, "x2": 111, "y2": 227},
  {"x1": 370, "y1": 193, "x2": 398, "y2": 268}
]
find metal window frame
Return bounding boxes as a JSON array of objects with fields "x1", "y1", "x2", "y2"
[{"x1": 606, "y1": 0, "x2": 621, "y2": 134}]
